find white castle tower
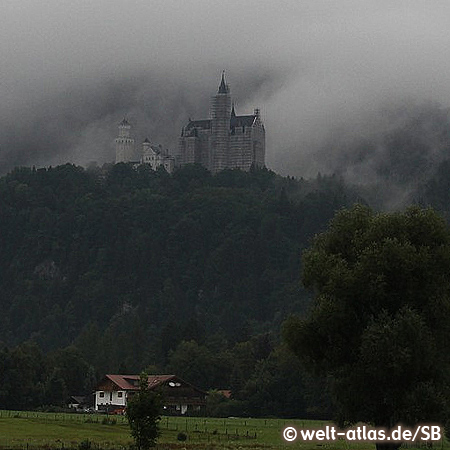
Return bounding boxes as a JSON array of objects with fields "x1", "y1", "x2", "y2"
[{"x1": 115, "y1": 118, "x2": 136, "y2": 163}]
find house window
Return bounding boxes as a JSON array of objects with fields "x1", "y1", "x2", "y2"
[
  {"x1": 99, "y1": 392, "x2": 104, "y2": 398},
  {"x1": 118, "y1": 392, "x2": 123, "y2": 398}
]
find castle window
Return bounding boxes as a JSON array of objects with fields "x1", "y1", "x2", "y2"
[
  {"x1": 118, "y1": 392, "x2": 123, "y2": 398},
  {"x1": 99, "y1": 392, "x2": 104, "y2": 398}
]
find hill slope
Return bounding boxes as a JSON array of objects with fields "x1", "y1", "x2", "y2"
[{"x1": 0, "y1": 164, "x2": 357, "y2": 368}]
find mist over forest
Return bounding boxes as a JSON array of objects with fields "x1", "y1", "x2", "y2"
[
  {"x1": 2, "y1": 1, "x2": 450, "y2": 416},
  {"x1": 2, "y1": 1, "x2": 450, "y2": 209}
]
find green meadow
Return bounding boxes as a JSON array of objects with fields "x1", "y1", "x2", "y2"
[{"x1": 0, "y1": 411, "x2": 446, "y2": 450}]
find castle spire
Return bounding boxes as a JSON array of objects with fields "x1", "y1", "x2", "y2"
[{"x1": 218, "y1": 70, "x2": 229, "y2": 94}]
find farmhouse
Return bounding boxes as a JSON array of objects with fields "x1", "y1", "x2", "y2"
[{"x1": 94, "y1": 374, "x2": 207, "y2": 415}]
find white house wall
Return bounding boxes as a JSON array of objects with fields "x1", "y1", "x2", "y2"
[{"x1": 94, "y1": 390, "x2": 127, "y2": 410}]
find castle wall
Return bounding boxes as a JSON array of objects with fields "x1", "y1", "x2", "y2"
[
  {"x1": 186, "y1": 137, "x2": 199, "y2": 164},
  {"x1": 176, "y1": 137, "x2": 186, "y2": 166},
  {"x1": 177, "y1": 129, "x2": 211, "y2": 169},
  {"x1": 200, "y1": 137, "x2": 211, "y2": 170},
  {"x1": 229, "y1": 127, "x2": 253, "y2": 170},
  {"x1": 251, "y1": 120, "x2": 265, "y2": 168},
  {"x1": 178, "y1": 137, "x2": 202, "y2": 165}
]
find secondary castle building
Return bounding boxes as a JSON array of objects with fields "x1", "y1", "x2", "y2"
[
  {"x1": 177, "y1": 73, "x2": 265, "y2": 172},
  {"x1": 114, "y1": 73, "x2": 265, "y2": 173},
  {"x1": 115, "y1": 119, "x2": 175, "y2": 173}
]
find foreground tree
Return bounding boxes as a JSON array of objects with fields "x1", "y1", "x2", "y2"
[
  {"x1": 127, "y1": 373, "x2": 161, "y2": 450},
  {"x1": 283, "y1": 205, "x2": 450, "y2": 449}
]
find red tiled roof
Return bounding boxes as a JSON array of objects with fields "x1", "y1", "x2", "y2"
[
  {"x1": 217, "y1": 389, "x2": 232, "y2": 399},
  {"x1": 104, "y1": 374, "x2": 176, "y2": 391}
]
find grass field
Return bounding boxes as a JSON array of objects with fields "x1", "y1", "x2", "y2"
[{"x1": 0, "y1": 411, "x2": 446, "y2": 450}]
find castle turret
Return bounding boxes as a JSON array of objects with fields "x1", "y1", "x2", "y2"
[
  {"x1": 142, "y1": 137, "x2": 152, "y2": 153},
  {"x1": 115, "y1": 118, "x2": 136, "y2": 163},
  {"x1": 211, "y1": 71, "x2": 231, "y2": 172},
  {"x1": 141, "y1": 137, "x2": 154, "y2": 166}
]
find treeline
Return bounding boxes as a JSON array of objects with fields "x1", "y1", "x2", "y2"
[
  {"x1": 0, "y1": 338, "x2": 331, "y2": 418},
  {"x1": 0, "y1": 343, "x2": 94, "y2": 410},
  {"x1": 0, "y1": 163, "x2": 357, "y2": 416}
]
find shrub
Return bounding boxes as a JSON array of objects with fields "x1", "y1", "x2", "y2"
[
  {"x1": 78, "y1": 439, "x2": 91, "y2": 450},
  {"x1": 177, "y1": 432, "x2": 187, "y2": 441}
]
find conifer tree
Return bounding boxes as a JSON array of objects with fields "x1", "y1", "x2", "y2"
[{"x1": 127, "y1": 373, "x2": 161, "y2": 450}]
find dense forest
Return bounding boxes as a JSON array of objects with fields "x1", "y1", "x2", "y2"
[{"x1": 1, "y1": 160, "x2": 450, "y2": 416}]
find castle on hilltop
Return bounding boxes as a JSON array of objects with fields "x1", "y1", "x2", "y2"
[
  {"x1": 115, "y1": 73, "x2": 265, "y2": 173},
  {"x1": 177, "y1": 73, "x2": 265, "y2": 172}
]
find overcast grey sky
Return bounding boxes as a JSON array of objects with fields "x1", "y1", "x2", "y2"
[{"x1": 2, "y1": 0, "x2": 450, "y2": 177}]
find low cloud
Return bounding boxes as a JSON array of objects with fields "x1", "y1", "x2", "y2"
[{"x1": 2, "y1": 0, "x2": 450, "y2": 199}]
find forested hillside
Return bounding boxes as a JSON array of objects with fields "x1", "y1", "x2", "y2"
[
  {"x1": 0, "y1": 163, "x2": 359, "y2": 414},
  {"x1": 4, "y1": 160, "x2": 450, "y2": 415}
]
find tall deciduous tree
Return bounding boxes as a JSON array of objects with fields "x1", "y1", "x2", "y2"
[
  {"x1": 126, "y1": 373, "x2": 161, "y2": 450},
  {"x1": 283, "y1": 205, "x2": 450, "y2": 449}
]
